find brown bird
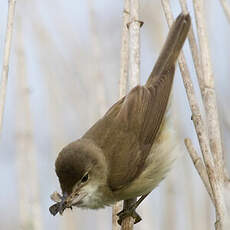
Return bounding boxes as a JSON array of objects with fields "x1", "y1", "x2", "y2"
[{"x1": 49, "y1": 13, "x2": 191, "y2": 224}]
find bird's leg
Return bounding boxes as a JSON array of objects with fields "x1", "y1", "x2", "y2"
[
  {"x1": 117, "y1": 198, "x2": 140, "y2": 225},
  {"x1": 117, "y1": 193, "x2": 150, "y2": 225}
]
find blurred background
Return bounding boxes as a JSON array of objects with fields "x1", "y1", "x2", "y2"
[{"x1": 0, "y1": 0, "x2": 229, "y2": 229}]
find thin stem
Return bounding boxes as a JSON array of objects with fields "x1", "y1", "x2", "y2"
[
  {"x1": 112, "y1": 1, "x2": 130, "y2": 229},
  {"x1": 121, "y1": 199, "x2": 136, "y2": 230},
  {"x1": 179, "y1": 0, "x2": 205, "y2": 98},
  {"x1": 219, "y1": 0, "x2": 230, "y2": 23},
  {"x1": 162, "y1": 0, "x2": 228, "y2": 229},
  {"x1": 112, "y1": 0, "x2": 130, "y2": 230},
  {"x1": 119, "y1": 0, "x2": 130, "y2": 98},
  {"x1": 193, "y1": 0, "x2": 227, "y2": 227},
  {"x1": 121, "y1": 0, "x2": 141, "y2": 229},
  {"x1": 113, "y1": 202, "x2": 123, "y2": 230},
  {"x1": 0, "y1": 0, "x2": 16, "y2": 135},
  {"x1": 161, "y1": 1, "x2": 225, "y2": 229},
  {"x1": 193, "y1": 0, "x2": 225, "y2": 181},
  {"x1": 128, "y1": 0, "x2": 141, "y2": 89},
  {"x1": 161, "y1": 0, "x2": 215, "y2": 197}
]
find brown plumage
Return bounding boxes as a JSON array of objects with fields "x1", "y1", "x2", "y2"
[{"x1": 51, "y1": 13, "x2": 191, "y2": 217}]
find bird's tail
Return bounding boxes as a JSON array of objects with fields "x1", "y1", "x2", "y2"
[{"x1": 146, "y1": 13, "x2": 191, "y2": 87}]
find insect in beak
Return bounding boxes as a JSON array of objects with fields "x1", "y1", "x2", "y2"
[{"x1": 49, "y1": 192, "x2": 71, "y2": 216}]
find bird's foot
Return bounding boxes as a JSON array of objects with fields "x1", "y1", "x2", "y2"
[{"x1": 117, "y1": 207, "x2": 142, "y2": 225}]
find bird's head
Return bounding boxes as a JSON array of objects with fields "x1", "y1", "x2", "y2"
[{"x1": 52, "y1": 138, "x2": 108, "y2": 213}]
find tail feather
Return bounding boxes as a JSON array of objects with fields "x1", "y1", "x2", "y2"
[{"x1": 146, "y1": 13, "x2": 191, "y2": 87}]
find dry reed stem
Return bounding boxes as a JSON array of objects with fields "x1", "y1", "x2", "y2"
[
  {"x1": 121, "y1": 199, "x2": 137, "y2": 230},
  {"x1": 179, "y1": 0, "x2": 215, "y2": 204},
  {"x1": 161, "y1": 0, "x2": 214, "y2": 191},
  {"x1": 219, "y1": 0, "x2": 230, "y2": 23},
  {"x1": 119, "y1": 0, "x2": 130, "y2": 97},
  {"x1": 193, "y1": 0, "x2": 227, "y2": 227},
  {"x1": 113, "y1": 0, "x2": 130, "y2": 228},
  {"x1": 179, "y1": 0, "x2": 205, "y2": 97},
  {"x1": 185, "y1": 138, "x2": 214, "y2": 203},
  {"x1": 112, "y1": 1, "x2": 130, "y2": 229},
  {"x1": 120, "y1": 0, "x2": 141, "y2": 229},
  {"x1": 161, "y1": 1, "x2": 227, "y2": 229},
  {"x1": 193, "y1": 0, "x2": 225, "y2": 182},
  {"x1": 121, "y1": 217, "x2": 135, "y2": 230},
  {"x1": 112, "y1": 202, "x2": 123, "y2": 230},
  {"x1": 181, "y1": 0, "x2": 230, "y2": 210},
  {"x1": 0, "y1": 0, "x2": 16, "y2": 134},
  {"x1": 128, "y1": 0, "x2": 141, "y2": 89}
]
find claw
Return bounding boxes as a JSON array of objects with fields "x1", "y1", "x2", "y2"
[{"x1": 117, "y1": 208, "x2": 142, "y2": 225}]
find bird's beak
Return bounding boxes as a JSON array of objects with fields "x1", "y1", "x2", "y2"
[
  {"x1": 68, "y1": 191, "x2": 87, "y2": 206},
  {"x1": 49, "y1": 190, "x2": 87, "y2": 216}
]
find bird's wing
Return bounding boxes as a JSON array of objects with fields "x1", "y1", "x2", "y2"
[
  {"x1": 108, "y1": 67, "x2": 175, "y2": 190},
  {"x1": 116, "y1": 67, "x2": 175, "y2": 146},
  {"x1": 83, "y1": 66, "x2": 175, "y2": 191}
]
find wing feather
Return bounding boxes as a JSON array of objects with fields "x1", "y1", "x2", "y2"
[{"x1": 84, "y1": 67, "x2": 175, "y2": 190}]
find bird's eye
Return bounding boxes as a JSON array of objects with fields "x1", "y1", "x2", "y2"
[{"x1": 81, "y1": 173, "x2": 89, "y2": 183}]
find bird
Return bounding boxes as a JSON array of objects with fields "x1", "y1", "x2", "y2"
[{"x1": 49, "y1": 13, "x2": 191, "y2": 224}]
